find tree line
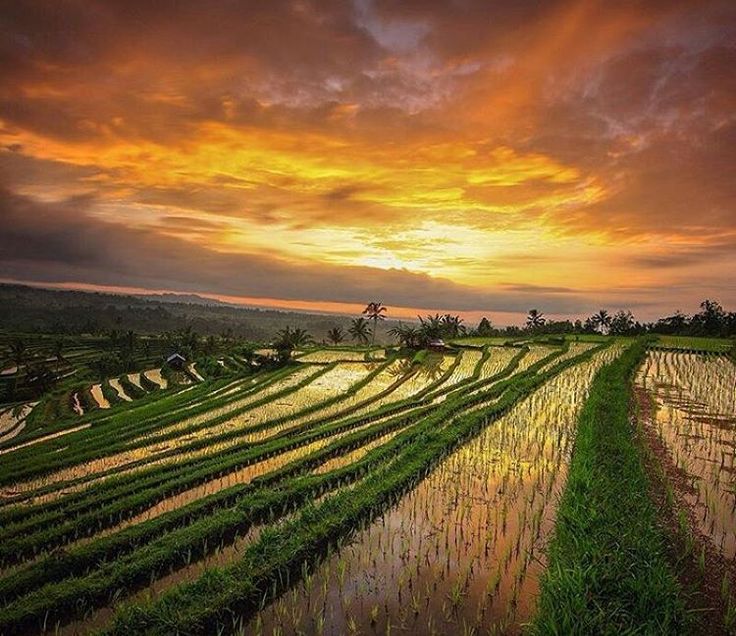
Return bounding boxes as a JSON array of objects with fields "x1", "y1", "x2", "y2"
[
  {"x1": 515, "y1": 300, "x2": 736, "y2": 337},
  {"x1": 275, "y1": 298, "x2": 736, "y2": 356}
]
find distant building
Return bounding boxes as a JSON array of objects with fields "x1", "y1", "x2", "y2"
[
  {"x1": 165, "y1": 353, "x2": 186, "y2": 370},
  {"x1": 428, "y1": 338, "x2": 446, "y2": 351}
]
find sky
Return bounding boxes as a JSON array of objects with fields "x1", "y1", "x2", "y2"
[{"x1": 1, "y1": 0, "x2": 734, "y2": 325}]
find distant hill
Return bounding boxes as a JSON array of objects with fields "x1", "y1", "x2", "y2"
[
  {"x1": 0, "y1": 283, "x2": 395, "y2": 343},
  {"x1": 133, "y1": 292, "x2": 235, "y2": 307}
]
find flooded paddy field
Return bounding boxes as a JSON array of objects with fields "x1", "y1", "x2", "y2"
[
  {"x1": 636, "y1": 350, "x2": 736, "y2": 559},
  {"x1": 4, "y1": 338, "x2": 724, "y2": 636},
  {"x1": 246, "y1": 346, "x2": 622, "y2": 636}
]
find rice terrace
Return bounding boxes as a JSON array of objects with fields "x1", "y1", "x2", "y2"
[
  {"x1": 2, "y1": 1, "x2": 736, "y2": 634},
  {"x1": 0, "y1": 289, "x2": 733, "y2": 635}
]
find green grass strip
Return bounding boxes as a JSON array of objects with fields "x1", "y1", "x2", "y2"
[
  {"x1": 0, "y1": 350, "x2": 487, "y2": 542},
  {"x1": 530, "y1": 339, "x2": 688, "y2": 635},
  {"x1": 0, "y1": 359, "x2": 398, "y2": 528},
  {"x1": 0, "y1": 364, "x2": 330, "y2": 494}
]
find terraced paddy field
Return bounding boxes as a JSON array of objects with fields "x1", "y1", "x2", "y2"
[
  {"x1": 0, "y1": 340, "x2": 733, "y2": 635},
  {"x1": 636, "y1": 350, "x2": 736, "y2": 560}
]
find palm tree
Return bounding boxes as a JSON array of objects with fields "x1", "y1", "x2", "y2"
[
  {"x1": 591, "y1": 309, "x2": 612, "y2": 334},
  {"x1": 274, "y1": 326, "x2": 314, "y2": 362},
  {"x1": 327, "y1": 327, "x2": 345, "y2": 345},
  {"x1": 388, "y1": 323, "x2": 421, "y2": 349},
  {"x1": 477, "y1": 317, "x2": 493, "y2": 336},
  {"x1": 362, "y1": 301, "x2": 387, "y2": 345},
  {"x1": 440, "y1": 314, "x2": 465, "y2": 339},
  {"x1": 418, "y1": 314, "x2": 444, "y2": 341},
  {"x1": 609, "y1": 310, "x2": 635, "y2": 336},
  {"x1": 348, "y1": 317, "x2": 371, "y2": 345},
  {"x1": 526, "y1": 309, "x2": 545, "y2": 331}
]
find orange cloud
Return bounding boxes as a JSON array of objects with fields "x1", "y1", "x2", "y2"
[{"x1": 1, "y1": 0, "x2": 734, "y2": 321}]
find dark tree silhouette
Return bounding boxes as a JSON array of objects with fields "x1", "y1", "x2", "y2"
[
  {"x1": 591, "y1": 309, "x2": 612, "y2": 334},
  {"x1": 274, "y1": 326, "x2": 314, "y2": 362},
  {"x1": 348, "y1": 317, "x2": 371, "y2": 345},
  {"x1": 327, "y1": 327, "x2": 345, "y2": 345},
  {"x1": 362, "y1": 302, "x2": 387, "y2": 345},
  {"x1": 526, "y1": 309, "x2": 545, "y2": 331}
]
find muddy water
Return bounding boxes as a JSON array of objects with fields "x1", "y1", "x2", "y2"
[
  {"x1": 447, "y1": 348, "x2": 523, "y2": 402},
  {"x1": 478, "y1": 347, "x2": 523, "y2": 380},
  {"x1": 516, "y1": 345, "x2": 558, "y2": 372},
  {"x1": 0, "y1": 421, "x2": 25, "y2": 444},
  {"x1": 298, "y1": 350, "x2": 384, "y2": 363},
  {"x1": 637, "y1": 351, "x2": 736, "y2": 560},
  {"x1": 132, "y1": 366, "x2": 320, "y2": 443},
  {"x1": 266, "y1": 356, "x2": 453, "y2": 438},
  {"x1": 246, "y1": 347, "x2": 621, "y2": 636},
  {"x1": 536, "y1": 342, "x2": 596, "y2": 373},
  {"x1": 108, "y1": 379, "x2": 132, "y2": 402},
  {"x1": 0, "y1": 404, "x2": 32, "y2": 437},
  {"x1": 89, "y1": 385, "x2": 110, "y2": 409},
  {"x1": 143, "y1": 369, "x2": 167, "y2": 389},
  {"x1": 220, "y1": 362, "x2": 400, "y2": 435},
  {"x1": 311, "y1": 427, "x2": 406, "y2": 475},
  {"x1": 92, "y1": 424, "x2": 380, "y2": 537},
  {"x1": 126, "y1": 373, "x2": 144, "y2": 391},
  {"x1": 442, "y1": 349, "x2": 483, "y2": 385},
  {"x1": 50, "y1": 417, "x2": 398, "y2": 552}
]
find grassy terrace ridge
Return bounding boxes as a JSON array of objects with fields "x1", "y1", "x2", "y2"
[
  {"x1": 0, "y1": 347, "x2": 500, "y2": 538},
  {"x1": 531, "y1": 339, "x2": 688, "y2": 634},
  {"x1": 0, "y1": 404, "x2": 429, "y2": 606},
  {"x1": 0, "y1": 369, "x2": 256, "y2": 453},
  {"x1": 0, "y1": 359, "x2": 301, "y2": 454},
  {"x1": 651, "y1": 334, "x2": 734, "y2": 353},
  {"x1": 0, "y1": 345, "x2": 586, "y2": 632},
  {"x1": 0, "y1": 349, "x2": 521, "y2": 597},
  {"x1": 0, "y1": 350, "x2": 510, "y2": 563},
  {"x1": 95, "y1": 343, "x2": 608, "y2": 635},
  {"x1": 0, "y1": 362, "x2": 334, "y2": 491},
  {"x1": 0, "y1": 363, "x2": 306, "y2": 463},
  {"x1": 2, "y1": 353, "x2": 392, "y2": 478},
  {"x1": 0, "y1": 356, "x2": 407, "y2": 527}
]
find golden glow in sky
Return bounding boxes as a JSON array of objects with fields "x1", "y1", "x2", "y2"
[{"x1": 1, "y1": 0, "x2": 734, "y2": 322}]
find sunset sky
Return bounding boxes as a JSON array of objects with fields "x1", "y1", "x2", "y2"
[{"x1": 1, "y1": 1, "x2": 734, "y2": 324}]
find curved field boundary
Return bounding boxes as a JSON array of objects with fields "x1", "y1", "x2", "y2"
[
  {"x1": 0, "y1": 360, "x2": 395, "y2": 508},
  {"x1": 0, "y1": 345, "x2": 595, "y2": 633},
  {"x1": 97, "y1": 344, "x2": 607, "y2": 635},
  {"x1": 0, "y1": 364, "x2": 331, "y2": 494},
  {"x1": 0, "y1": 363, "x2": 298, "y2": 465}
]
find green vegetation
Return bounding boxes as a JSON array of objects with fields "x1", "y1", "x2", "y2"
[
  {"x1": 101, "y1": 343, "x2": 603, "y2": 634},
  {"x1": 653, "y1": 334, "x2": 733, "y2": 352},
  {"x1": 533, "y1": 340, "x2": 687, "y2": 634},
  {"x1": 1, "y1": 288, "x2": 734, "y2": 635}
]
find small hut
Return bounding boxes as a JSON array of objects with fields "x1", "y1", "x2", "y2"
[
  {"x1": 428, "y1": 338, "x2": 446, "y2": 352},
  {"x1": 165, "y1": 353, "x2": 186, "y2": 370}
]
